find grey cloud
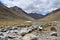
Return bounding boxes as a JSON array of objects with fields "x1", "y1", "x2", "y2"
[
  {"x1": 24, "y1": 0, "x2": 60, "y2": 14},
  {"x1": 1, "y1": 0, "x2": 60, "y2": 14}
]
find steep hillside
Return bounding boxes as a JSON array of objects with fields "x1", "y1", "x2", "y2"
[
  {"x1": 0, "y1": 2, "x2": 34, "y2": 21},
  {"x1": 10, "y1": 6, "x2": 34, "y2": 21},
  {"x1": 38, "y1": 8, "x2": 60, "y2": 22},
  {"x1": 0, "y1": 2, "x2": 22, "y2": 21}
]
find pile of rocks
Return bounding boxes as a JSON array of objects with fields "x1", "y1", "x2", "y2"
[
  {"x1": 0, "y1": 26, "x2": 38, "y2": 40},
  {"x1": 0, "y1": 25, "x2": 58, "y2": 40}
]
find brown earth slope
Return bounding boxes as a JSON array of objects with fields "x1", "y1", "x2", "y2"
[
  {"x1": 38, "y1": 8, "x2": 60, "y2": 22},
  {"x1": 0, "y1": 2, "x2": 34, "y2": 21},
  {"x1": 10, "y1": 6, "x2": 34, "y2": 21}
]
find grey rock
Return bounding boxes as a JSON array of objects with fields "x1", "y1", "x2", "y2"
[
  {"x1": 20, "y1": 28, "x2": 32, "y2": 36},
  {"x1": 22, "y1": 33, "x2": 38, "y2": 40}
]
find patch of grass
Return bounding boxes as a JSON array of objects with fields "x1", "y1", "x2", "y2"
[{"x1": 0, "y1": 20, "x2": 32, "y2": 28}]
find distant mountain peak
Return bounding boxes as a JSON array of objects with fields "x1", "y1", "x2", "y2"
[
  {"x1": 11, "y1": 6, "x2": 21, "y2": 10},
  {"x1": 28, "y1": 13, "x2": 45, "y2": 19},
  {"x1": 10, "y1": 6, "x2": 22, "y2": 11},
  {"x1": 10, "y1": 6, "x2": 27, "y2": 14}
]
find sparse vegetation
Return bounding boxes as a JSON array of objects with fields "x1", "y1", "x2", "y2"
[
  {"x1": 39, "y1": 21, "x2": 58, "y2": 31},
  {"x1": 0, "y1": 20, "x2": 32, "y2": 28}
]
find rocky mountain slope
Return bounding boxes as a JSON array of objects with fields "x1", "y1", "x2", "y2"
[
  {"x1": 10, "y1": 6, "x2": 35, "y2": 21},
  {"x1": 0, "y1": 2, "x2": 34, "y2": 21}
]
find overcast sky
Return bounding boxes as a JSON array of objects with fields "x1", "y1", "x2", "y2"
[{"x1": 0, "y1": 0, "x2": 60, "y2": 15}]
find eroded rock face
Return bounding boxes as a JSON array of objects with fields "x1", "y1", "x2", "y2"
[{"x1": 22, "y1": 33, "x2": 38, "y2": 40}]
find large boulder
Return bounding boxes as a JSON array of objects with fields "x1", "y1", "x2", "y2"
[
  {"x1": 22, "y1": 33, "x2": 38, "y2": 40},
  {"x1": 20, "y1": 28, "x2": 32, "y2": 36}
]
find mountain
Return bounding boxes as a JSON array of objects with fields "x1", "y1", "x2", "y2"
[
  {"x1": 10, "y1": 6, "x2": 35, "y2": 21},
  {"x1": 38, "y1": 8, "x2": 60, "y2": 22},
  {"x1": 27, "y1": 13, "x2": 44, "y2": 19},
  {"x1": 0, "y1": 2, "x2": 34, "y2": 21}
]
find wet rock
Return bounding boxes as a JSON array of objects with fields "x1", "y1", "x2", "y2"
[{"x1": 22, "y1": 33, "x2": 38, "y2": 40}]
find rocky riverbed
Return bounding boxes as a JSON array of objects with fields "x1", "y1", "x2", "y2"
[{"x1": 0, "y1": 25, "x2": 59, "y2": 40}]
